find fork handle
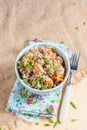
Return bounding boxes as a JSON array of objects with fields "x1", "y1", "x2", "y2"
[{"x1": 59, "y1": 83, "x2": 72, "y2": 123}]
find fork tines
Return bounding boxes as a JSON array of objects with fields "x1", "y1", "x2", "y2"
[{"x1": 70, "y1": 52, "x2": 80, "y2": 70}]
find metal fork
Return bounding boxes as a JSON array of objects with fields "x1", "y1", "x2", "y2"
[{"x1": 59, "y1": 52, "x2": 80, "y2": 123}]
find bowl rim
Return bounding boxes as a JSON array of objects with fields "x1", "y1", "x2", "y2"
[{"x1": 15, "y1": 42, "x2": 70, "y2": 94}]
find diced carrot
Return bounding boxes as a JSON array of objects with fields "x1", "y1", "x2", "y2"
[
  {"x1": 25, "y1": 54, "x2": 30, "y2": 59},
  {"x1": 50, "y1": 53, "x2": 56, "y2": 59},
  {"x1": 52, "y1": 74, "x2": 64, "y2": 82},
  {"x1": 46, "y1": 80, "x2": 53, "y2": 86},
  {"x1": 52, "y1": 76, "x2": 57, "y2": 80},
  {"x1": 59, "y1": 75, "x2": 64, "y2": 79},
  {"x1": 52, "y1": 73, "x2": 58, "y2": 79},
  {"x1": 52, "y1": 74, "x2": 57, "y2": 80},
  {"x1": 47, "y1": 48, "x2": 56, "y2": 59},
  {"x1": 34, "y1": 64, "x2": 40, "y2": 71},
  {"x1": 47, "y1": 48, "x2": 52, "y2": 54},
  {"x1": 58, "y1": 78, "x2": 64, "y2": 82}
]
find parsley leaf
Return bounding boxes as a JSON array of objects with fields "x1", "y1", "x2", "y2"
[
  {"x1": 23, "y1": 79, "x2": 28, "y2": 84},
  {"x1": 70, "y1": 119, "x2": 77, "y2": 122},
  {"x1": 49, "y1": 118, "x2": 54, "y2": 123},
  {"x1": 44, "y1": 123, "x2": 50, "y2": 126},
  {"x1": 47, "y1": 64, "x2": 58, "y2": 72},
  {"x1": 44, "y1": 59, "x2": 50, "y2": 65},
  {"x1": 19, "y1": 61, "x2": 24, "y2": 68},
  {"x1": 35, "y1": 122, "x2": 39, "y2": 125},
  {"x1": 41, "y1": 86, "x2": 48, "y2": 90},
  {"x1": 53, "y1": 120, "x2": 59, "y2": 128},
  {"x1": 26, "y1": 65, "x2": 33, "y2": 69},
  {"x1": 75, "y1": 26, "x2": 79, "y2": 30},
  {"x1": 70, "y1": 102, "x2": 77, "y2": 109},
  {"x1": 32, "y1": 77, "x2": 42, "y2": 87},
  {"x1": 60, "y1": 41, "x2": 64, "y2": 44},
  {"x1": 29, "y1": 56, "x2": 33, "y2": 63}
]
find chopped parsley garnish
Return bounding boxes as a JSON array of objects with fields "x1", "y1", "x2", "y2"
[
  {"x1": 44, "y1": 123, "x2": 50, "y2": 126},
  {"x1": 32, "y1": 77, "x2": 42, "y2": 87},
  {"x1": 35, "y1": 122, "x2": 39, "y2": 125},
  {"x1": 23, "y1": 79, "x2": 28, "y2": 84},
  {"x1": 60, "y1": 41, "x2": 64, "y2": 44},
  {"x1": 70, "y1": 101, "x2": 77, "y2": 109},
  {"x1": 53, "y1": 120, "x2": 59, "y2": 128},
  {"x1": 19, "y1": 61, "x2": 24, "y2": 68},
  {"x1": 44, "y1": 59, "x2": 50, "y2": 65},
  {"x1": 29, "y1": 56, "x2": 33, "y2": 63},
  {"x1": 75, "y1": 26, "x2": 79, "y2": 30},
  {"x1": 47, "y1": 64, "x2": 58, "y2": 72},
  {"x1": 48, "y1": 86, "x2": 54, "y2": 89},
  {"x1": 49, "y1": 118, "x2": 54, "y2": 123},
  {"x1": 70, "y1": 119, "x2": 77, "y2": 122},
  {"x1": 26, "y1": 65, "x2": 33, "y2": 69},
  {"x1": 41, "y1": 86, "x2": 48, "y2": 90}
]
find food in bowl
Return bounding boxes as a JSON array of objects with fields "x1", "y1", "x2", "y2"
[{"x1": 17, "y1": 46, "x2": 66, "y2": 90}]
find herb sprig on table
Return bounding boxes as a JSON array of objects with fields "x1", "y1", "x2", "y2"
[
  {"x1": 49, "y1": 118, "x2": 54, "y2": 123},
  {"x1": 44, "y1": 123, "x2": 50, "y2": 126},
  {"x1": 70, "y1": 101, "x2": 77, "y2": 109},
  {"x1": 75, "y1": 26, "x2": 79, "y2": 30},
  {"x1": 53, "y1": 120, "x2": 59, "y2": 128},
  {"x1": 60, "y1": 41, "x2": 64, "y2": 44},
  {"x1": 34, "y1": 101, "x2": 78, "y2": 127},
  {"x1": 35, "y1": 122, "x2": 39, "y2": 125},
  {"x1": 35, "y1": 119, "x2": 59, "y2": 128},
  {"x1": 70, "y1": 119, "x2": 77, "y2": 122}
]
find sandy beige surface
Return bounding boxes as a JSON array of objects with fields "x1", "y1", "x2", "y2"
[{"x1": 0, "y1": 0, "x2": 87, "y2": 130}]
